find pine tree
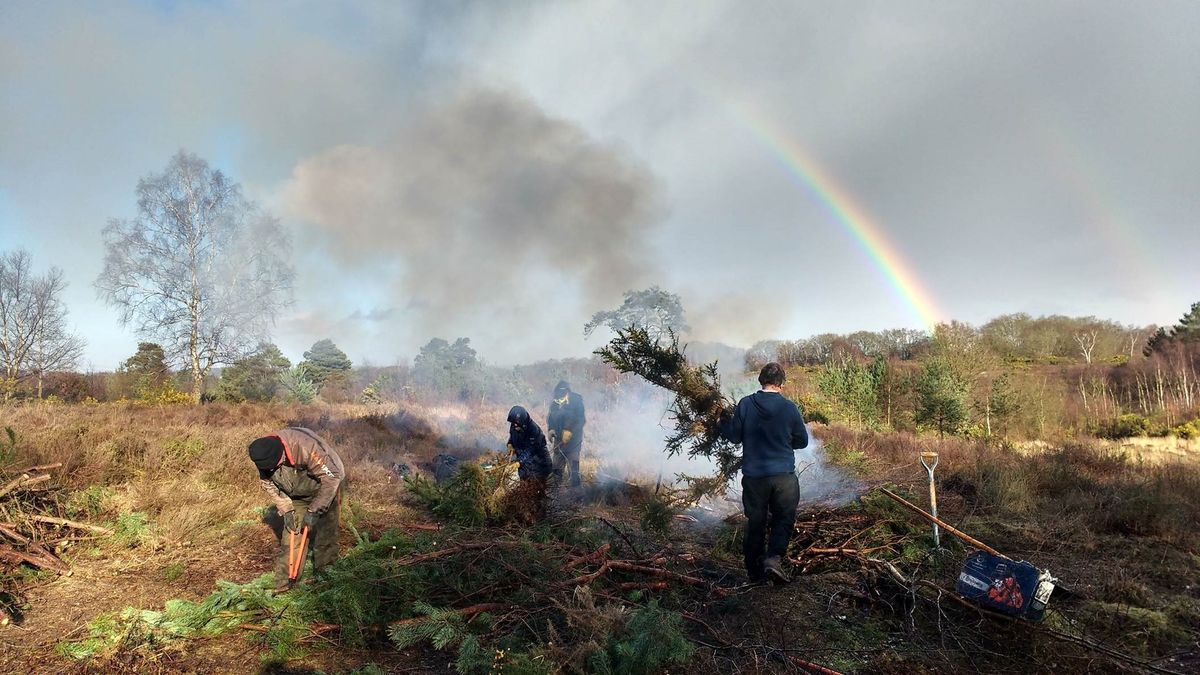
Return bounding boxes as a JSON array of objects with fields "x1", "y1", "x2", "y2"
[
  {"x1": 216, "y1": 343, "x2": 291, "y2": 402},
  {"x1": 299, "y1": 339, "x2": 352, "y2": 385},
  {"x1": 1144, "y1": 301, "x2": 1200, "y2": 356},
  {"x1": 915, "y1": 358, "x2": 967, "y2": 437}
]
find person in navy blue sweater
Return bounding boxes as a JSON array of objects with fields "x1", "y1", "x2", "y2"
[{"x1": 720, "y1": 362, "x2": 809, "y2": 584}]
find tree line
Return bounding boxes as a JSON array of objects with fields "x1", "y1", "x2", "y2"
[{"x1": 2, "y1": 149, "x2": 1196, "y2": 444}]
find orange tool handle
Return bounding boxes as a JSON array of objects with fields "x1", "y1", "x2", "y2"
[{"x1": 288, "y1": 525, "x2": 311, "y2": 581}]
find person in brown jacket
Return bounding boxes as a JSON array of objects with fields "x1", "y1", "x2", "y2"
[{"x1": 247, "y1": 427, "x2": 346, "y2": 592}]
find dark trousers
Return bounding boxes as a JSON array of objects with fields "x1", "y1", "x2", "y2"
[
  {"x1": 741, "y1": 473, "x2": 800, "y2": 580},
  {"x1": 267, "y1": 496, "x2": 340, "y2": 587},
  {"x1": 552, "y1": 444, "x2": 582, "y2": 487}
]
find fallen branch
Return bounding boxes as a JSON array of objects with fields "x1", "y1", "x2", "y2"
[
  {"x1": 786, "y1": 653, "x2": 845, "y2": 675},
  {"x1": 915, "y1": 581, "x2": 1183, "y2": 675},
  {"x1": 386, "y1": 603, "x2": 509, "y2": 629},
  {"x1": 605, "y1": 561, "x2": 729, "y2": 597},
  {"x1": 0, "y1": 524, "x2": 31, "y2": 545},
  {"x1": 0, "y1": 473, "x2": 51, "y2": 500},
  {"x1": 388, "y1": 540, "x2": 526, "y2": 567},
  {"x1": 14, "y1": 462, "x2": 62, "y2": 474},
  {"x1": 595, "y1": 516, "x2": 641, "y2": 558},
  {"x1": 618, "y1": 581, "x2": 669, "y2": 591},
  {"x1": 23, "y1": 515, "x2": 113, "y2": 535},
  {"x1": 238, "y1": 602, "x2": 511, "y2": 638},
  {"x1": 0, "y1": 544, "x2": 69, "y2": 575},
  {"x1": 565, "y1": 543, "x2": 611, "y2": 570},
  {"x1": 878, "y1": 487, "x2": 1003, "y2": 557}
]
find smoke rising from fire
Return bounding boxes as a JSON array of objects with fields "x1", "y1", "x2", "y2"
[
  {"x1": 283, "y1": 86, "x2": 664, "y2": 362},
  {"x1": 584, "y1": 381, "x2": 863, "y2": 516}
]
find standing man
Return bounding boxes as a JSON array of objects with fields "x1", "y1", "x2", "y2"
[
  {"x1": 546, "y1": 380, "x2": 586, "y2": 487},
  {"x1": 720, "y1": 363, "x2": 808, "y2": 585},
  {"x1": 247, "y1": 427, "x2": 345, "y2": 592}
]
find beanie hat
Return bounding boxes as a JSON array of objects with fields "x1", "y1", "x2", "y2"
[{"x1": 248, "y1": 436, "x2": 285, "y2": 479}]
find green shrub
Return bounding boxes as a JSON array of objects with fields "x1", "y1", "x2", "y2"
[
  {"x1": 819, "y1": 437, "x2": 869, "y2": 475},
  {"x1": 0, "y1": 426, "x2": 16, "y2": 464},
  {"x1": 1169, "y1": 418, "x2": 1200, "y2": 439},
  {"x1": 587, "y1": 600, "x2": 694, "y2": 675},
  {"x1": 161, "y1": 563, "x2": 185, "y2": 582},
  {"x1": 113, "y1": 511, "x2": 150, "y2": 547},
  {"x1": 65, "y1": 485, "x2": 116, "y2": 519},
  {"x1": 1082, "y1": 601, "x2": 1190, "y2": 654},
  {"x1": 635, "y1": 491, "x2": 678, "y2": 537},
  {"x1": 1098, "y1": 413, "x2": 1153, "y2": 439}
]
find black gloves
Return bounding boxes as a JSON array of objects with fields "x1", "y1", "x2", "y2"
[
  {"x1": 282, "y1": 510, "x2": 301, "y2": 533},
  {"x1": 282, "y1": 509, "x2": 320, "y2": 532}
]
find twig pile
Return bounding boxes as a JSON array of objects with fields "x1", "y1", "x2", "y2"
[
  {"x1": 0, "y1": 462, "x2": 112, "y2": 624},
  {"x1": 596, "y1": 327, "x2": 741, "y2": 487}
]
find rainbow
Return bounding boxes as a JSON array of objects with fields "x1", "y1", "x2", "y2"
[{"x1": 721, "y1": 98, "x2": 946, "y2": 330}]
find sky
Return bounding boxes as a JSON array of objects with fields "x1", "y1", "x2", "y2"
[{"x1": 1, "y1": 0, "x2": 1197, "y2": 370}]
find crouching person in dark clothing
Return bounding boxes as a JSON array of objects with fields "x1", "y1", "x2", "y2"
[
  {"x1": 248, "y1": 428, "x2": 346, "y2": 593},
  {"x1": 507, "y1": 406, "x2": 552, "y2": 482},
  {"x1": 720, "y1": 363, "x2": 809, "y2": 584},
  {"x1": 505, "y1": 406, "x2": 552, "y2": 521}
]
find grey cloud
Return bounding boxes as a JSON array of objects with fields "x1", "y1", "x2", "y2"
[{"x1": 2, "y1": 1, "x2": 1197, "y2": 368}]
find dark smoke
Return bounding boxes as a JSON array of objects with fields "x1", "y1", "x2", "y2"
[{"x1": 283, "y1": 85, "x2": 663, "y2": 362}]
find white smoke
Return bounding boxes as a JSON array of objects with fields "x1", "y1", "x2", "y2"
[{"x1": 582, "y1": 379, "x2": 862, "y2": 518}]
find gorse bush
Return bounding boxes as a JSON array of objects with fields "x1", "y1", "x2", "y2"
[
  {"x1": 635, "y1": 490, "x2": 679, "y2": 537},
  {"x1": 1169, "y1": 418, "x2": 1200, "y2": 439},
  {"x1": 1097, "y1": 413, "x2": 1154, "y2": 439}
]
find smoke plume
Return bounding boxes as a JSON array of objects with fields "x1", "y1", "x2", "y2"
[{"x1": 283, "y1": 86, "x2": 663, "y2": 362}]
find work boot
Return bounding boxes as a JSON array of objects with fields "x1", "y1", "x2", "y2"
[{"x1": 763, "y1": 556, "x2": 791, "y2": 585}]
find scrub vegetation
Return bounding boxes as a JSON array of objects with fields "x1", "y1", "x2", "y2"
[{"x1": 1, "y1": 282, "x2": 1198, "y2": 672}]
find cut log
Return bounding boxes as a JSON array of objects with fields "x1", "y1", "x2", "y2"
[
  {"x1": 15, "y1": 462, "x2": 63, "y2": 474},
  {"x1": 565, "y1": 543, "x2": 611, "y2": 570}
]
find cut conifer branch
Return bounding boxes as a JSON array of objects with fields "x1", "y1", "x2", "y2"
[{"x1": 595, "y1": 326, "x2": 741, "y2": 492}]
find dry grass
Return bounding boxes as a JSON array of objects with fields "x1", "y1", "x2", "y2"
[
  {"x1": 816, "y1": 423, "x2": 1200, "y2": 547},
  {"x1": 0, "y1": 402, "x2": 488, "y2": 548},
  {"x1": 3, "y1": 402, "x2": 1199, "y2": 673}
]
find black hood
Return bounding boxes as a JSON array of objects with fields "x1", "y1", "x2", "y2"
[{"x1": 507, "y1": 405, "x2": 531, "y2": 427}]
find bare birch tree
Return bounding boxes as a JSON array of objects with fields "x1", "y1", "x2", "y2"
[
  {"x1": 0, "y1": 250, "x2": 85, "y2": 399},
  {"x1": 96, "y1": 151, "x2": 293, "y2": 403},
  {"x1": 1074, "y1": 329, "x2": 1099, "y2": 364}
]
